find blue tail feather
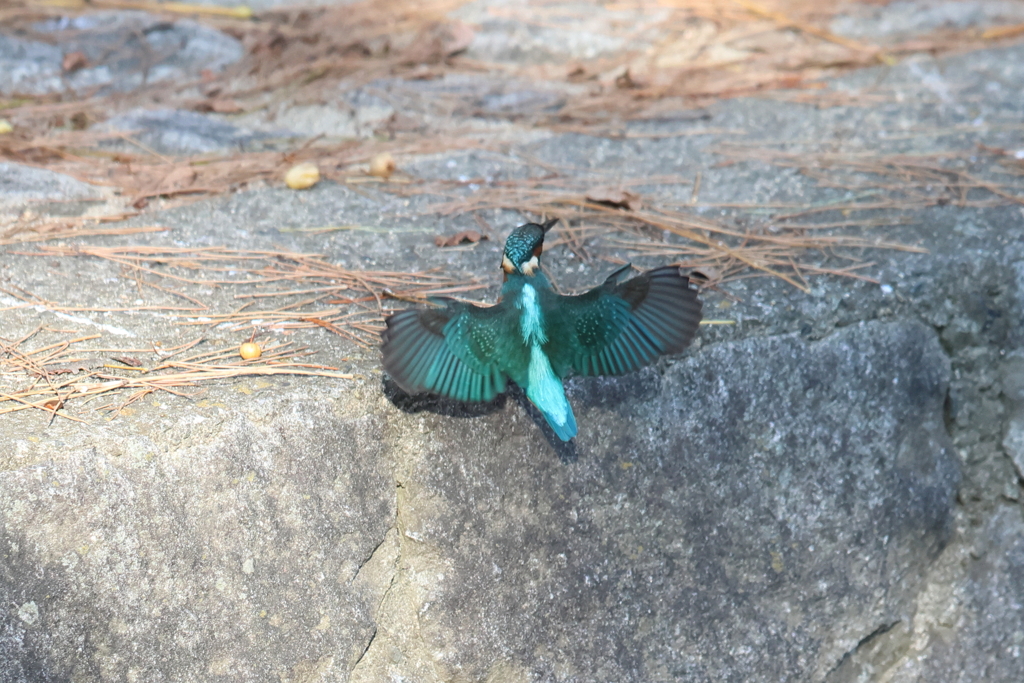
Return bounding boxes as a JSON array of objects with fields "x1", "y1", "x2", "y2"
[
  {"x1": 526, "y1": 343, "x2": 578, "y2": 441},
  {"x1": 544, "y1": 403, "x2": 578, "y2": 442}
]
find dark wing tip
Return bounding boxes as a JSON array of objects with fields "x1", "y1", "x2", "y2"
[
  {"x1": 641, "y1": 266, "x2": 703, "y2": 353},
  {"x1": 380, "y1": 308, "x2": 447, "y2": 395},
  {"x1": 618, "y1": 266, "x2": 702, "y2": 356}
]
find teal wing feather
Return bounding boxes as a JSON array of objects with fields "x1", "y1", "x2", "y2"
[
  {"x1": 543, "y1": 265, "x2": 703, "y2": 377},
  {"x1": 381, "y1": 299, "x2": 514, "y2": 403}
]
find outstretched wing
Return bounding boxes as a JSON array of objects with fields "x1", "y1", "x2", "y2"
[
  {"x1": 544, "y1": 265, "x2": 702, "y2": 377},
  {"x1": 381, "y1": 299, "x2": 512, "y2": 403}
]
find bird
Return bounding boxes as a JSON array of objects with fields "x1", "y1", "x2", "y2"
[{"x1": 381, "y1": 218, "x2": 703, "y2": 441}]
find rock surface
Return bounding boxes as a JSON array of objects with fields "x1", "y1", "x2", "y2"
[
  {"x1": 0, "y1": 11, "x2": 242, "y2": 96},
  {"x1": 831, "y1": 0, "x2": 1024, "y2": 41},
  {"x1": 0, "y1": 162, "x2": 103, "y2": 213},
  {"x1": 0, "y1": 315, "x2": 961, "y2": 682},
  {"x1": 99, "y1": 109, "x2": 277, "y2": 156},
  {"x1": 2, "y1": 1, "x2": 1024, "y2": 681},
  {"x1": 355, "y1": 321, "x2": 958, "y2": 681},
  {"x1": 0, "y1": 387, "x2": 392, "y2": 682}
]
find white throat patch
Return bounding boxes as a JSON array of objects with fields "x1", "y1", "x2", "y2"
[{"x1": 520, "y1": 254, "x2": 540, "y2": 276}]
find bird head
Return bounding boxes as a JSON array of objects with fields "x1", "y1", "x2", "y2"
[{"x1": 501, "y1": 218, "x2": 557, "y2": 277}]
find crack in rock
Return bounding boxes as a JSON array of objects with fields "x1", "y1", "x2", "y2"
[{"x1": 826, "y1": 620, "x2": 902, "y2": 681}]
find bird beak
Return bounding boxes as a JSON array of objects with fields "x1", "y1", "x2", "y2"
[{"x1": 540, "y1": 218, "x2": 559, "y2": 233}]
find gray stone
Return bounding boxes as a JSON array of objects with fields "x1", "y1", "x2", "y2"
[
  {"x1": 1010, "y1": 261, "x2": 1024, "y2": 350},
  {"x1": 3, "y1": 8, "x2": 1024, "y2": 680},
  {"x1": 0, "y1": 388, "x2": 393, "y2": 682},
  {"x1": 452, "y1": 0, "x2": 666, "y2": 64},
  {"x1": 1000, "y1": 354, "x2": 1024, "y2": 481},
  {"x1": 99, "y1": 109, "x2": 275, "y2": 156},
  {"x1": 249, "y1": 87, "x2": 394, "y2": 140},
  {"x1": 267, "y1": 105, "x2": 380, "y2": 140},
  {"x1": 908, "y1": 506, "x2": 1024, "y2": 682},
  {"x1": 831, "y1": 1, "x2": 1024, "y2": 43},
  {"x1": 0, "y1": 11, "x2": 241, "y2": 96},
  {"x1": 0, "y1": 162, "x2": 103, "y2": 212},
  {"x1": 463, "y1": 19, "x2": 625, "y2": 64},
  {"x1": 0, "y1": 36, "x2": 64, "y2": 97},
  {"x1": 1002, "y1": 413, "x2": 1024, "y2": 482},
  {"x1": 0, "y1": 314, "x2": 960, "y2": 682},
  {"x1": 349, "y1": 320, "x2": 959, "y2": 681},
  {"x1": 476, "y1": 88, "x2": 566, "y2": 115}
]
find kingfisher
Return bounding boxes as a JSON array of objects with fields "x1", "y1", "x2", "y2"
[{"x1": 381, "y1": 218, "x2": 702, "y2": 441}]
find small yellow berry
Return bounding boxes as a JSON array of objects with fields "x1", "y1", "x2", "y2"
[
  {"x1": 239, "y1": 342, "x2": 262, "y2": 360},
  {"x1": 284, "y1": 162, "x2": 320, "y2": 190},
  {"x1": 0, "y1": 120, "x2": 12, "y2": 134},
  {"x1": 368, "y1": 152, "x2": 396, "y2": 179}
]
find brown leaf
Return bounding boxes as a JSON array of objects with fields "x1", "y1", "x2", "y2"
[
  {"x1": 62, "y1": 51, "x2": 88, "y2": 73},
  {"x1": 132, "y1": 166, "x2": 200, "y2": 205},
  {"x1": 112, "y1": 356, "x2": 142, "y2": 367},
  {"x1": 157, "y1": 166, "x2": 198, "y2": 193},
  {"x1": 689, "y1": 267, "x2": 721, "y2": 284},
  {"x1": 567, "y1": 66, "x2": 593, "y2": 82},
  {"x1": 196, "y1": 99, "x2": 244, "y2": 114},
  {"x1": 407, "y1": 66, "x2": 444, "y2": 81},
  {"x1": 435, "y1": 230, "x2": 487, "y2": 247},
  {"x1": 615, "y1": 69, "x2": 642, "y2": 90},
  {"x1": 376, "y1": 113, "x2": 425, "y2": 138},
  {"x1": 43, "y1": 364, "x2": 91, "y2": 375},
  {"x1": 585, "y1": 186, "x2": 643, "y2": 211},
  {"x1": 403, "y1": 21, "x2": 475, "y2": 65},
  {"x1": 440, "y1": 21, "x2": 475, "y2": 57}
]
